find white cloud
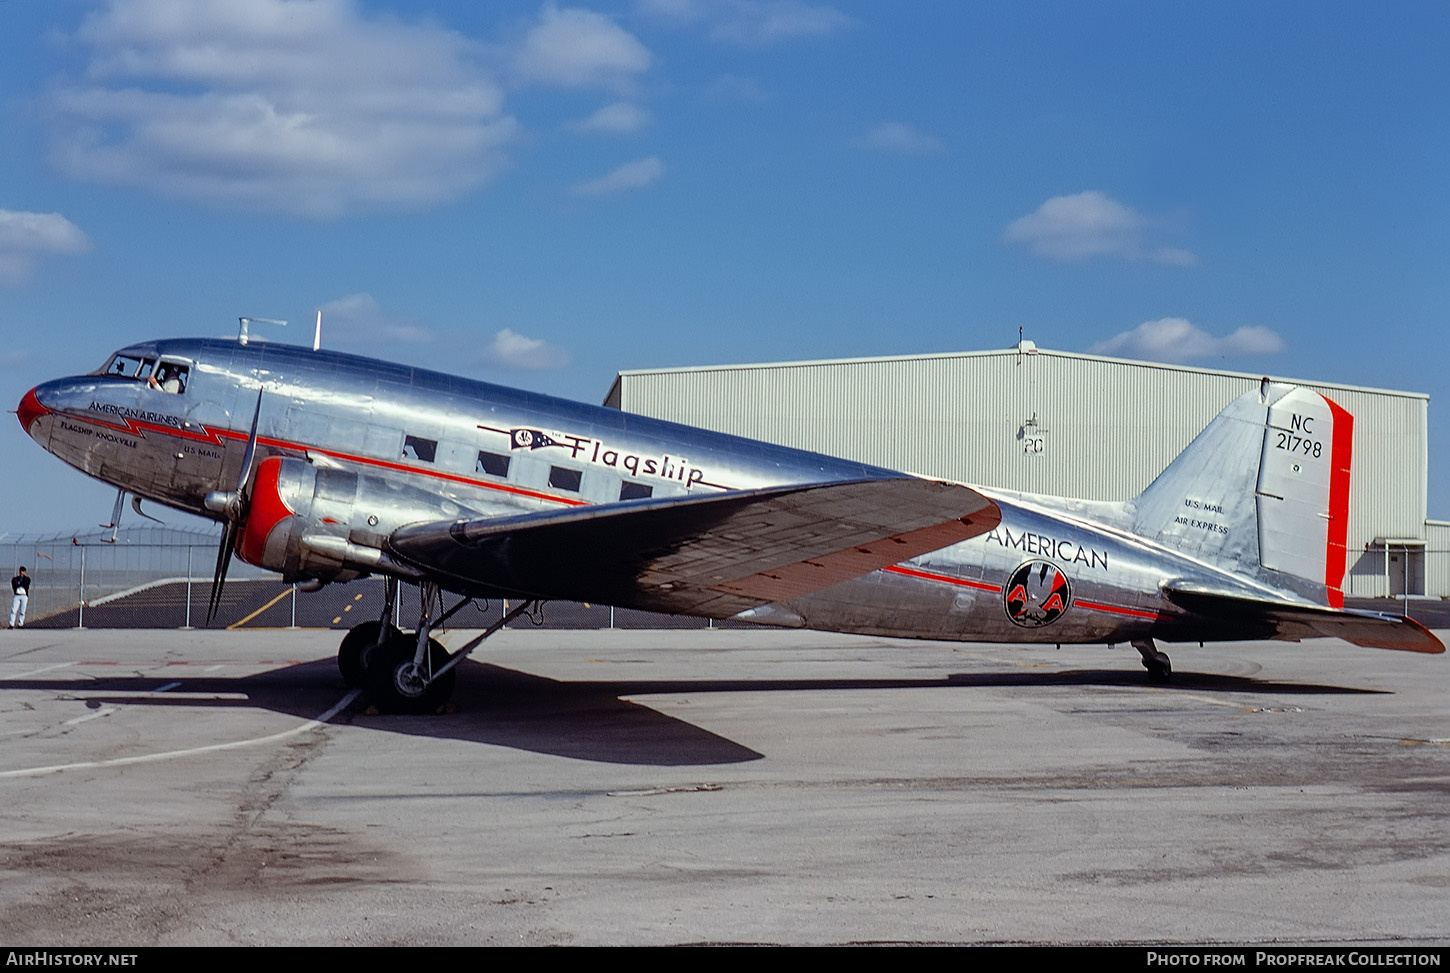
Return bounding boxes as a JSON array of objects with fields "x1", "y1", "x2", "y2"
[
  {"x1": 48, "y1": 0, "x2": 519, "y2": 218},
  {"x1": 315, "y1": 293, "x2": 436, "y2": 345},
  {"x1": 483, "y1": 328, "x2": 571, "y2": 370},
  {"x1": 1003, "y1": 191, "x2": 1198, "y2": 265},
  {"x1": 314, "y1": 296, "x2": 569, "y2": 372},
  {"x1": 1089, "y1": 317, "x2": 1285, "y2": 364},
  {"x1": 640, "y1": 0, "x2": 854, "y2": 46},
  {"x1": 515, "y1": 4, "x2": 651, "y2": 89},
  {"x1": 862, "y1": 122, "x2": 943, "y2": 154},
  {"x1": 572, "y1": 156, "x2": 665, "y2": 196},
  {"x1": 568, "y1": 101, "x2": 652, "y2": 135},
  {"x1": 0, "y1": 209, "x2": 91, "y2": 286}
]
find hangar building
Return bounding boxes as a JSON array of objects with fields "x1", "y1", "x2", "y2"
[{"x1": 606, "y1": 343, "x2": 1446, "y2": 600}]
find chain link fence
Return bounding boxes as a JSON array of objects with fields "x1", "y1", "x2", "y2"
[
  {"x1": 0, "y1": 524, "x2": 269, "y2": 628},
  {"x1": 0, "y1": 525, "x2": 732, "y2": 630}
]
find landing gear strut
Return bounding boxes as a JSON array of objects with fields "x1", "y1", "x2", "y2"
[
  {"x1": 357, "y1": 581, "x2": 539, "y2": 714},
  {"x1": 1133, "y1": 638, "x2": 1172, "y2": 683}
]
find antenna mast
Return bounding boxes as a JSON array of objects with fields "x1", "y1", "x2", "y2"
[{"x1": 237, "y1": 316, "x2": 288, "y2": 346}]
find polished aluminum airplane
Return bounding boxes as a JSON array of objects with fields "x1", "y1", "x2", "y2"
[{"x1": 16, "y1": 332, "x2": 1442, "y2": 711}]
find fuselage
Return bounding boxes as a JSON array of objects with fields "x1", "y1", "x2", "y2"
[{"x1": 18, "y1": 337, "x2": 1257, "y2": 645}]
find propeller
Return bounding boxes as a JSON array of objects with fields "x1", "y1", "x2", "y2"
[{"x1": 202, "y1": 387, "x2": 264, "y2": 624}]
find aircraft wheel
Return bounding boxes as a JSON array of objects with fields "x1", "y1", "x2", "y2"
[
  {"x1": 338, "y1": 621, "x2": 401, "y2": 688},
  {"x1": 366, "y1": 635, "x2": 456, "y2": 714},
  {"x1": 1144, "y1": 655, "x2": 1172, "y2": 683}
]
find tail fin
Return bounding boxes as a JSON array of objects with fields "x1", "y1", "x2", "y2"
[{"x1": 1132, "y1": 380, "x2": 1353, "y2": 607}]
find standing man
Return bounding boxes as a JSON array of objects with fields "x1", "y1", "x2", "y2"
[{"x1": 10, "y1": 566, "x2": 29, "y2": 628}]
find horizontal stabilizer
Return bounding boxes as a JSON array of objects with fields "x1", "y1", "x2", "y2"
[
  {"x1": 1164, "y1": 582, "x2": 1444, "y2": 654},
  {"x1": 388, "y1": 477, "x2": 1001, "y2": 618}
]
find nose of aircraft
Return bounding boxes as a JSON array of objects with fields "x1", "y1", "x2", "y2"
[{"x1": 16, "y1": 385, "x2": 50, "y2": 438}]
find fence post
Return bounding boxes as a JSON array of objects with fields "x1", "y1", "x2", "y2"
[
  {"x1": 184, "y1": 545, "x2": 194, "y2": 629},
  {"x1": 76, "y1": 545, "x2": 86, "y2": 631}
]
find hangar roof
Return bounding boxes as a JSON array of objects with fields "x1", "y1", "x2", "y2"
[{"x1": 606, "y1": 345, "x2": 1427, "y2": 407}]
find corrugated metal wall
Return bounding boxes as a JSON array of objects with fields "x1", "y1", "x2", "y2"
[
  {"x1": 1425, "y1": 522, "x2": 1450, "y2": 599},
  {"x1": 611, "y1": 348, "x2": 1432, "y2": 597}
]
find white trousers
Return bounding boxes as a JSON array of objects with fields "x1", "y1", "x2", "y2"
[{"x1": 9, "y1": 592, "x2": 26, "y2": 627}]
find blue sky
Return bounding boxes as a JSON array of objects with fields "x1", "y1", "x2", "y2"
[{"x1": 3, "y1": 0, "x2": 1447, "y2": 533}]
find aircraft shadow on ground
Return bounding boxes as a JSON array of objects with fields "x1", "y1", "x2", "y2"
[{"x1": 0, "y1": 657, "x2": 1385, "y2": 768}]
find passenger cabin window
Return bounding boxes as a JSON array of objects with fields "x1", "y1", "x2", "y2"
[
  {"x1": 548, "y1": 466, "x2": 582, "y2": 492},
  {"x1": 620, "y1": 481, "x2": 653, "y2": 501},
  {"x1": 402, "y1": 435, "x2": 438, "y2": 463},
  {"x1": 477, "y1": 451, "x2": 510, "y2": 478},
  {"x1": 148, "y1": 362, "x2": 189, "y2": 394}
]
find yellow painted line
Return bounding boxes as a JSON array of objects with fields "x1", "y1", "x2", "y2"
[{"x1": 227, "y1": 589, "x2": 293, "y2": 630}]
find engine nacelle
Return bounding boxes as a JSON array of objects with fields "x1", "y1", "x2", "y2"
[{"x1": 235, "y1": 456, "x2": 461, "y2": 583}]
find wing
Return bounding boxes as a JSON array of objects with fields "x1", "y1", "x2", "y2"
[
  {"x1": 1163, "y1": 582, "x2": 1444, "y2": 654},
  {"x1": 388, "y1": 477, "x2": 1000, "y2": 618}
]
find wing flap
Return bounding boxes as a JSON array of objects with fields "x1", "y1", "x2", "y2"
[
  {"x1": 713, "y1": 518, "x2": 984, "y2": 601},
  {"x1": 388, "y1": 477, "x2": 1000, "y2": 617},
  {"x1": 1164, "y1": 582, "x2": 1444, "y2": 654}
]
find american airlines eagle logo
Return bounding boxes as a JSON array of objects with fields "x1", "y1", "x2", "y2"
[
  {"x1": 1003, "y1": 559, "x2": 1071, "y2": 628},
  {"x1": 510, "y1": 428, "x2": 561, "y2": 450}
]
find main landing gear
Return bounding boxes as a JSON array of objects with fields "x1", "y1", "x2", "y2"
[
  {"x1": 1133, "y1": 638, "x2": 1172, "y2": 683},
  {"x1": 337, "y1": 620, "x2": 400, "y2": 687},
  {"x1": 338, "y1": 577, "x2": 403, "y2": 688},
  {"x1": 336, "y1": 578, "x2": 539, "y2": 714}
]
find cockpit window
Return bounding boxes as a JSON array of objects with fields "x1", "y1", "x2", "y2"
[
  {"x1": 148, "y1": 361, "x2": 190, "y2": 394},
  {"x1": 103, "y1": 354, "x2": 154, "y2": 379}
]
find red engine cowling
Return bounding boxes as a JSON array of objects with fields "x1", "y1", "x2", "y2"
[{"x1": 237, "y1": 457, "x2": 298, "y2": 569}]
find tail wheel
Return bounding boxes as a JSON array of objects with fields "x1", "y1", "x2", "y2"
[
  {"x1": 338, "y1": 621, "x2": 401, "y2": 688},
  {"x1": 366, "y1": 634, "x2": 457, "y2": 714}
]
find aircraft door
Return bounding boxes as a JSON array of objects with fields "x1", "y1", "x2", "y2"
[{"x1": 159, "y1": 359, "x2": 227, "y2": 503}]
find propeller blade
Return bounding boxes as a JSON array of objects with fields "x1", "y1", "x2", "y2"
[
  {"x1": 206, "y1": 386, "x2": 264, "y2": 626},
  {"x1": 207, "y1": 520, "x2": 237, "y2": 625},
  {"x1": 236, "y1": 386, "x2": 264, "y2": 493}
]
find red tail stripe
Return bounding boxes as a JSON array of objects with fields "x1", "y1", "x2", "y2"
[{"x1": 1321, "y1": 394, "x2": 1353, "y2": 609}]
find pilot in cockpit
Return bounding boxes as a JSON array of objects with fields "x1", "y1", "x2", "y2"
[{"x1": 148, "y1": 363, "x2": 188, "y2": 394}]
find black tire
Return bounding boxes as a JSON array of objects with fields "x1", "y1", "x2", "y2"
[
  {"x1": 365, "y1": 634, "x2": 457, "y2": 714},
  {"x1": 1144, "y1": 657, "x2": 1172, "y2": 683},
  {"x1": 338, "y1": 621, "x2": 400, "y2": 688}
]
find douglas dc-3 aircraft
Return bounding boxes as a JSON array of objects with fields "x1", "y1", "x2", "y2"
[{"x1": 16, "y1": 333, "x2": 1443, "y2": 712}]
